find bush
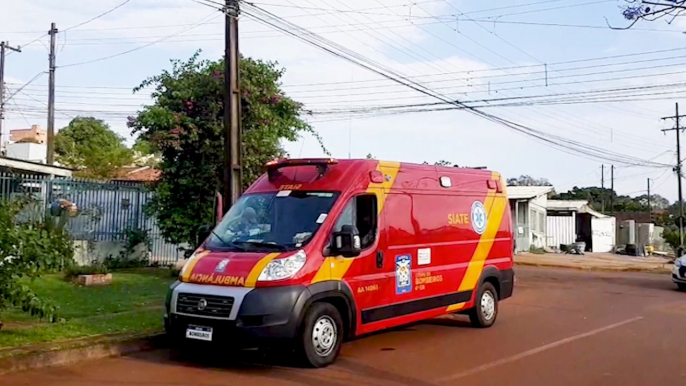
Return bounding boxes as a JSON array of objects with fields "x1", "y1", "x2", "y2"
[
  {"x1": 64, "y1": 263, "x2": 109, "y2": 279},
  {"x1": 0, "y1": 198, "x2": 75, "y2": 323}
]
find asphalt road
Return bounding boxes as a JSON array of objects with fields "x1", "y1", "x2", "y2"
[{"x1": 3, "y1": 266, "x2": 686, "y2": 386}]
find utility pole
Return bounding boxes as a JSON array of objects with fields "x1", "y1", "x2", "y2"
[
  {"x1": 648, "y1": 178, "x2": 653, "y2": 222},
  {"x1": 601, "y1": 164, "x2": 605, "y2": 213},
  {"x1": 0, "y1": 41, "x2": 21, "y2": 151},
  {"x1": 46, "y1": 23, "x2": 58, "y2": 165},
  {"x1": 610, "y1": 165, "x2": 615, "y2": 214},
  {"x1": 662, "y1": 102, "x2": 686, "y2": 249},
  {"x1": 223, "y1": 0, "x2": 242, "y2": 211},
  {"x1": 601, "y1": 164, "x2": 605, "y2": 188}
]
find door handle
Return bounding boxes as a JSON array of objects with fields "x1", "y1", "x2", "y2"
[{"x1": 376, "y1": 250, "x2": 384, "y2": 269}]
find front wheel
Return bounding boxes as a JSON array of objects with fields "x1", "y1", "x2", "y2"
[
  {"x1": 468, "y1": 282, "x2": 499, "y2": 328},
  {"x1": 297, "y1": 302, "x2": 343, "y2": 368},
  {"x1": 678, "y1": 283, "x2": 686, "y2": 291}
]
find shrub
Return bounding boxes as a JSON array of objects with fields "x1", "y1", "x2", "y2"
[
  {"x1": 64, "y1": 263, "x2": 109, "y2": 279},
  {"x1": 0, "y1": 198, "x2": 74, "y2": 323}
]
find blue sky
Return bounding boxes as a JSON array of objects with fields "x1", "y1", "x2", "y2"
[{"x1": 2, "y1": 0, "x2": 686, "y2": 200}]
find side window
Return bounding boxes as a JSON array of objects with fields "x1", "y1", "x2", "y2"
[{"x1": 333, "y1": 195, "x2": 378, "y2": 250}]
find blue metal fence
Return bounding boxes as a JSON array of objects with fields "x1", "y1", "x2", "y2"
[{"x1": 0, "y1": 172, "x2": 185, "y2": 266}]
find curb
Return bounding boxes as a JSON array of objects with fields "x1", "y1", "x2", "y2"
[
  {"x1": 0, "y1": 333, "x2": 167, "y2": 375},
  {"x1": 515, "y1": 260, "x2": 672, "y2": 274}
]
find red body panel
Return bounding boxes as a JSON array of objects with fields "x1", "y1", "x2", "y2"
[{"x1": 182, "y1": 159, "x2": 513, "y2": 336}]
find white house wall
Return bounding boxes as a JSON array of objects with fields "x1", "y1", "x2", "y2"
[
  {"x1": 591, "y1": 217, "x2": 616, "y2": 253},
  {"x1": 547, "y1": 213, "x2": 576, "y2": 248},
  {"x1": 529, "y1": 195, "x2": 548, "y2": 248}
]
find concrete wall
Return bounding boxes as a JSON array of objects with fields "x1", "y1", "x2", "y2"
[
  {"x1": 511, "y1": 200, "x2": 531, "y2": 253},
  {"x1": 530, "y1": 195, "x2": 548, "y2": 249},
  {"x1": 6, "y1": 143, "x2": 47, "y2": 163}
]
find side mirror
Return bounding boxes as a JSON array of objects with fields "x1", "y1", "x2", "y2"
[
  {"x1": 196, "y1": 224, "x2": 212, "y2": 247},
  {"x1": 331, "y1": 225, "x2": 361, "y2": 258}
]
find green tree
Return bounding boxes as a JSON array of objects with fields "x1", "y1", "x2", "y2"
[
  {"x1": 55, "y1": 117, "x2": 133, "y2": 179},
  {"x1": 507, "y1": 175, "x2": 552, "y2": 186},
  {"x1": 129, "y1": 52, "x2": 325, "y2": 245}
]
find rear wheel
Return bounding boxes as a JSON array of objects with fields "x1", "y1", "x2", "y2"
[
  {"x1": 468, "y1": 282, "x2": 499, "y2": 328},
  {"x1": 297, "y1": 302, "x2": 343, "y2": 368},
  {"x1": 678, "y1": 283, "x2": 686, "y2": 291}
]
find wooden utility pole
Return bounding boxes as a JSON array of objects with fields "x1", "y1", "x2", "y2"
[
  {"x1": 46, "y1": 23, "x2": 58, "y2": 165},
  {"x1": 662, "y1": 102, "x2": 686, "y2": 249},
  {"x1": 648, "y1": 178, "x2": 653, "y2": 222},
  {"x1": 601, "y1": 164, "x2": 605, "y2": 212},
  {"x1": 610, "y1": 165, "x2": 615, "y2": 214},
  {"x1": 0, "y1": 41, "x2": 21, "y2": 150},
  {"x1": 223, "y1": 0, "x2": 242, "y2": 211}
]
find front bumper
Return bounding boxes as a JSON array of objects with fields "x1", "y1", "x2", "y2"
[
  {"x1": 672, "y1": 264, "x2": 686, "y2": 283},
  {"x1": 165, "y1": 282, "x2": 310, "y2": 347}
]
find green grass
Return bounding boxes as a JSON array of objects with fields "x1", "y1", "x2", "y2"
[{"x1": 0, "y1": 269, "x2": 175, "y2": 348}]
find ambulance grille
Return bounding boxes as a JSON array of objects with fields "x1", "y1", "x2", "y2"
[{"x1": 176, "y1": 293, "x2": 234, "y2": 318}]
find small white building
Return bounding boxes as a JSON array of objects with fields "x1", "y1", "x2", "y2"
[
  {"x1": 546, "y1": 200, "x2": 616, "y2": 253},
  {"x1": 5, "y1": 142, "x2": 47, "y2": 164},
  {"x1": 507, "y1": 186, "x2": 554, "y2": 253}
]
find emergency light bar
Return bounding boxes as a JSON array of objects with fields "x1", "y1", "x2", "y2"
[{"x1": 266, "y1": 158, "x2": 338, "y2": 180}]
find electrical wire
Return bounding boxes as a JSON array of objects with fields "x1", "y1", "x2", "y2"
[
  {"x1": 235, "y1": 2, "x2": 670, "y2": 168},
  {"x1": 3, "y1": 72, "x2": 47, "y2": 102},
  {"x1": 62, "y1": 0, "x2": 132, "y2": 32},
  {"x1": 58, "y1": 11, "x2": 221, "y2": 68}
]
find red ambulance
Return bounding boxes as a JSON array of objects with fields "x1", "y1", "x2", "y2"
[{"x1": 164, "y1": 158, "x2": 514, "y2": 367}]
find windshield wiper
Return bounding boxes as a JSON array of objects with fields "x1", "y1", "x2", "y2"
[
  {"x1": 231, "y1": 241, "x2": 288, "y2": 251},
  {"x1": 211, "y1": 230, "x2": 247, "y2": 251}
]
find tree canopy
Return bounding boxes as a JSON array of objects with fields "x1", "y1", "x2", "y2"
[
  {"x1": 129, "y1": 52, "x2": 324, "y2": 245},
  {"x1": 553, "y1": 186, "x2": 671, "y2": 214},
  {"x1": 507, "y1": 175, "x2": 552, "y2": 186},
  {"x1": 55, "y1": 117, "x2": 133, "y2": 179}
]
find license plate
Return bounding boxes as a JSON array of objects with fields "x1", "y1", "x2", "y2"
[{"x1": 185, "y1": 325, "x2": 213, "y2": 341}]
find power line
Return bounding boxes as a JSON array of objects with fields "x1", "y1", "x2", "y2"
[
  {"x1": 58, "y1": 11, "x2": 221, "y2": 68},
  {"x1": 236, "y1": 2, "x2": 670, "y2": 168},
  {"x1": 62, "y1": 0, "x2": 132, "y2": 32}
]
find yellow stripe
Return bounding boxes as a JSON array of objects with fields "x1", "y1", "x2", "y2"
[
  {"x1": 367, "y1": 161, "x2": 401, "y2": 214},
  {"x1": 446, "y1": 302, "x2": 466, "y2": 312},
  {"x1": 180, "y1": 250, "x2": 211, "y2": 282},
  {"x1": 457, "y1": 172, "x2": 508, "y2": 293},
  {"x1": 245, "y1": 253, "x2": 280, "y2": 287},
  {"x1": 312, "y1": 160, "x2": 401, "y2": 284},
  {"x1": 311, "y1": 256, "x2": 355, "y2": 284}
]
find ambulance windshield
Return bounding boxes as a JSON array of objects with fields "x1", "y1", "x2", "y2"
[{"x1": 206, "y1": 191, "x2": 340, "y2": 252}]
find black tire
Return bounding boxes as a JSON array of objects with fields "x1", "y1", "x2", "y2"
[
  {"x1": 468, "y1": 282, "x2": 499, "y2": 328},
  {"x1": 678, "y1": 283, "x2": 686, "y2": 292},
  {"x1": 297, "y1": 302, "x2": 344, "y2": 368}
]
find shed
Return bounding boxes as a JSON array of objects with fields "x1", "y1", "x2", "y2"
[
  {"x1": 507, "y1": 186, "x2": 554, "y2": 253},
  {"x1": 546, "y1": 200, "x2": 616, "y2": 253}
]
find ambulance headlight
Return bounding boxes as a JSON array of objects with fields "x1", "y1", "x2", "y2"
[{"x1": 258, "y1": 250, "x2": 307, "y2": 281}]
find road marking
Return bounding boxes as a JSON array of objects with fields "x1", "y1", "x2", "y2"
[{"x1": 436, "y1": 316, "x2": 644, "y2": 383}]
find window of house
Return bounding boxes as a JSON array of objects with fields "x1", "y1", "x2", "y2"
[{"x1": 333, "y1": 195, "x2": 378, "y2": 250}]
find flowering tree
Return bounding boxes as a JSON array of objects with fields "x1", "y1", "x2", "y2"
[
  {"x1": 129, "y1": 52, "x2": 326, "y2": 245},
  {"x1": 620, "y1": 0, "x2": 686, "y2": 27}
]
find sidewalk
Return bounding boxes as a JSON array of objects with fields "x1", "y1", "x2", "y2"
[{"x1": 514, "y1": 252, "x2": 674, "y2": 273}]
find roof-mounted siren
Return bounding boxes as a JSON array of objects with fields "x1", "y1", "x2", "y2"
[{"x1": 265, "y1": 158, "x2": 339, "y2": 181}]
